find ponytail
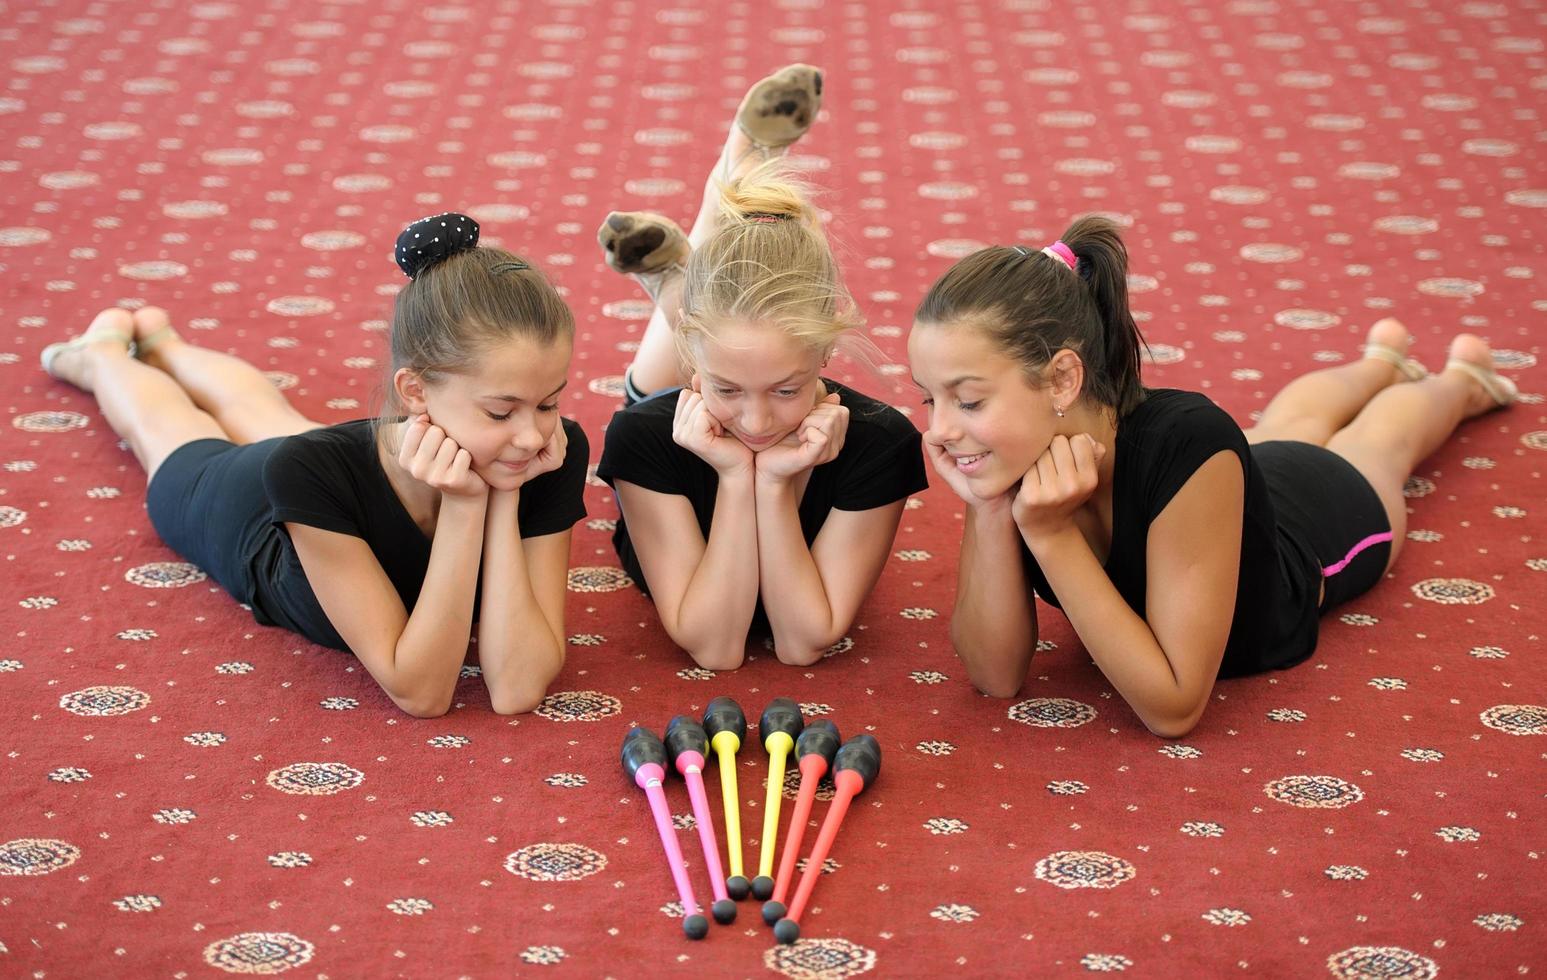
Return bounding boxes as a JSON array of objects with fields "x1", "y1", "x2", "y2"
[
  {"x1": 676, "y1": 159, "x2": 861, "y2": 365},
  {"x1": 915, "y1": 215, "x2": 1148, "y2": 416}
]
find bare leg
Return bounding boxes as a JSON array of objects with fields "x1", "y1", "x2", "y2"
[
  {"x1": 623, "y1": 66, "x2": 823, "y2": 395},
  {"x1": 1244, "y1": 319, "x2": 1422, "y2": 447},
  {"x1": 132, "y1": 307, "x2": 322, "y2": 443},
  {"x1": 44, "y1": 309, "x2": 229, "y2": 482},
  {"x1": 1325, "y1": 334, "x2": 1511, "y2": 569}
]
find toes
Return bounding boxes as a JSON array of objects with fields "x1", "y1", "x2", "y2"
[{"x1": 89, "y1": 308, "x2": 134, "y2": 334}]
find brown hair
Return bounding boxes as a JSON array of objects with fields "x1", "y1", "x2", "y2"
[
  {"x1": 379, "y1": 246, "x2": 573, "y2": 421},
  {"x1": 914, "y1": 216, "x2": 1148, "y2": 416}
]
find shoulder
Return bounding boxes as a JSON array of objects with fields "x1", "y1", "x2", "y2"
[
  {"x1": 826, "y1": 380, "x2": 920, "y2": 443},
  {"x1": 1123, "y1": 389, "x2": 1244, "y2": 450},
  {"x1": 602, "y1": 389, "x2": 678, "y2": 445},
  {"x1": 264, "y1": 419, "x2": 374, "y2": 475},
  {"x1": 559, "y1": 416, "x2": 589, "y2": 458}
]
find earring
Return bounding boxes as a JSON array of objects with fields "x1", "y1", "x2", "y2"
[{"x1": 1054, "y1": 404, "x2": 1065, "y2": 418}]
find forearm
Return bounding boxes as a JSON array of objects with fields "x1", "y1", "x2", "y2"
[
  {"x1": 1028, "y1": 530, "x2": 1203, "y2": 735},
  {"x1": 664, "y1": 472, "x2": 761, "y2": 668},
  {"x1": 754, "y1": 477, "x2": 844, "y2": 662},
  {"x1": 477, "y1": 490, "x2": 564, "y2": 713},
  {"x1": 951, "y1": 502, "x2": 1038, "y2": 697},
  {"x1": 391, "y1": 495, "x2": 487, "y2": 713}
]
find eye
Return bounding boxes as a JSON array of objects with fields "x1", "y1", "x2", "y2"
[
  {"x1": 775, "y1": 388, "x2": 801, "y2": 397},
  {"x1": 486, "y1": 410, "x2": 513, "y2": 422},
  {"x1": 713, "y1": 387, "x2": 739, "y2": 397},
  {"x1": 920, "y1": 396, "x2": 935, "y2": 407},
  {"x1": 537, "y1": 401, "x2": 560, "y2": 413},
  {"x1": 958, "y1": 400, "x2": 983, "y2": 412}
]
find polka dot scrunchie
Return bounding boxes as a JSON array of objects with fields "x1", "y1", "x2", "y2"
[{"x1": 395, "y1": 212, "x2": 479, "y2": 279}]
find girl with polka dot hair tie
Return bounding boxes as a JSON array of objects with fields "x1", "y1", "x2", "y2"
[
  {"x1": 41, "y1": 213, "x2": 588, "y2": 717},
  {"x1": 908, "y1": 217, "x2": 1517, "y2": 736}
]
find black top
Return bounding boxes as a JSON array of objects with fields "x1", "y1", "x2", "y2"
[
  {"x1": 250, "y1": 417, "x2": 588, "y2": 650},
  {"x1": 595, "y1": 380, "x2": 928, "y2": 622},
  {"x1": 1019, "y1": 389, "x2": 1308, "y2": 678}
]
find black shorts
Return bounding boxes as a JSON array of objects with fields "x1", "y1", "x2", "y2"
[
  {"x1": 145, "y1": 437, "x2": 284, "y2": 607},
  {"x1": 1253, "y1": 440, "x2": 1393, "y2": 613}
]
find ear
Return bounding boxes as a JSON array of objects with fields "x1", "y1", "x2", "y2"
[
  {"x1": 392, "y1": 367, "x2": 430, "y2": 415},
  {"x1": 1046, "y1": 348, "x2": 1086, "y2": 410}
]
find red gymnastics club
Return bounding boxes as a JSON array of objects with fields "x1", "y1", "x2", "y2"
[
  {"x1": 620, "y1": 726, "x2": 710, "y2": 940},
  {"x1": 760, "y1": 718, "x2": 840, "y2": 926},
  {"x1": 773, "y1": 734, "x2": 881, "y2": 944},
  {"x1": 665, "y1": 715, "x2": 738, "y2": 925}
]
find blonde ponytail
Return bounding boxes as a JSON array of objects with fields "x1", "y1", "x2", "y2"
[{"x1": 676, "y1": 159, "x2": 860, "y2": 364}]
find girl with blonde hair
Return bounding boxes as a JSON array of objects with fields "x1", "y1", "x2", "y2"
[{"x1": 595, "y1": 66, "x2": 926, "y2": 669}]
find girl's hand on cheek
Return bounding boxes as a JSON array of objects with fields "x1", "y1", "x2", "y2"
[
  {"x1": 925, "y1": 439, "x2": 1010, "y2": 512},
  {"x1": 755, "y1": 392, "x2": 848, "y2": 482},
  {"x1": 398, "y1": 414, "x2": 490, "y2": 499},
  {"x1": 1012, "y1": 433, "x2": 1105, "y2": 545},
  {"x1": 672, "y1": 380, "x2": 754, "y2": 477},
  {"x1": 511, "y1": 419, "x2": 568, "y2": 488}
]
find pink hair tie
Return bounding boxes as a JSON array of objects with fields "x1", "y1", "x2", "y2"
[{"x1": 1042, "y1": 240, "x2": 1077, "y2": 271}]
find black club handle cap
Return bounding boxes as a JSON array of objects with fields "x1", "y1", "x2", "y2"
[
  {"x1": 703, "y1": 696, "x2": 747, "y2": 741},
  {"x1": 664, "y1": 715, "x2": 708, "y2": 761},
  {"x1": 833, "y1": 734, "x2": 881, "y2": 789},
  {"x1": 621, "y1": 727, "x2": 668, "y2": 780},
  {"x1": 759, "y1": 697, "x2": 804, "y2": 741},
  {"x1": 795, "y1": 719, "x2": 841, "y2": 764}
]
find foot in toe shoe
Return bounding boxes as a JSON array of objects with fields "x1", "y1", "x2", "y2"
[
  {"x1": 597, "y1": 211, "x2": 690, "y2": 276},
  {"x1": 735, "y1": 63, "x2": 823, "y2": 152}
]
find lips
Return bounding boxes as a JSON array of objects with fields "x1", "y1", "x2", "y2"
[
  {"x1": 496, "y1": 457, "x2": 532, "y2": 472},
  {"x1": 952, "y1": 450, "x2": 990, "y2": 475},
  {"x1": 738, "y1": 432, "x2": 779, "y2": 448}
]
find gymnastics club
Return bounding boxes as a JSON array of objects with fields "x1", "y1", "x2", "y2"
[
  {"x1": 752, "y1": 697, "x2": 804, "y2": 901},
  {"x1": 702, "y1": 695, "x2": 752, "y2": 900},
  {"x1": 760, "y1": 719, "x2": 840, "y2": 925},
  {"x1": 620, "y1": 726, "x2": 709, "y2": 939},
  {"x1": 665, "y1": 715, "x2": 738, "y2": 925},
  {"x1": 773, "y1": 734, "x2": 882, "y2": 944}
]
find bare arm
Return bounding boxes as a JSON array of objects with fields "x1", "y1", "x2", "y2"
[
  {"x1": 949, "y1": 497, "x2": 1039, "y2": 697},
  {"x1": 1026, "y1": 450, "x2": 1243, "y2": 736},
  {"x1": 287, "y1": 491, "x2": 488, "y2": 718},
  {"x1": 754, "y1": 474, "x2": 906, "y2": 665},
  {"x1": 614, "y1": 475, "x2": 761, "y2": 670},
  {"x1": 475, "y1": 487, "x2": 570, "y2": 714}
]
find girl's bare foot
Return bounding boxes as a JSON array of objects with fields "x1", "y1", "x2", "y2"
[
  {"x1": 1360, "y1": 318, "x2": 1427, "y2": 382},
  {"x1": 597, "y1": 211, "x2": 690, "y2": 305},
  {"x1": 1443, "y1": 334, "x2": 1517, "y2": 415},
  {"x1": 130, "y1": 306, "x2": 183, "y2": 369},
  {"x1": 719, "y1": 63, "x2": 823, "y2": 183},
  {"x1": 41, "y1": 308, "x2": 135, "y2": 390}
]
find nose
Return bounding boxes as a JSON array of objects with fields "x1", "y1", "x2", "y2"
[
  {"x1": 923, "y1": 405, "x2": 956, "y2": 448},
  {"x1": 511, "y1": 422, "x2": 546, "y2": 454},
  {"x1": 739, "y1": 398, "x2": 771, "y2": 435}
]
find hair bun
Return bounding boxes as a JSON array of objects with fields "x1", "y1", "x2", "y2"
[{"x1": 395, "y1": 212, "x2": 480, "y2": 279}]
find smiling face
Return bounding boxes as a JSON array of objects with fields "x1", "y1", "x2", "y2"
[
  {"x1": 908, "y1": 319, "x2": 1061, "y2": 499},
  {"x1": 400, "y1": 332, "x2": 572, "y2": 491},
  {"x1": 689, "y1": 319, "x2": 827, "y2": 449}
]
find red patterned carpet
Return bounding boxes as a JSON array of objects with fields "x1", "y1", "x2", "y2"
[{"x1": 3, "y1": 0, "x2": 1544, "y2": 976}]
